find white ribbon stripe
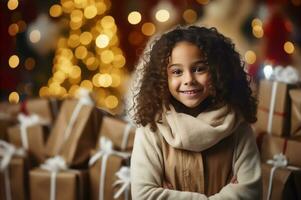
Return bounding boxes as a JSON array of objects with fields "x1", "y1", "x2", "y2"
[{"x1": 89, "y1": 137, "x2": 130, "y2": 200}]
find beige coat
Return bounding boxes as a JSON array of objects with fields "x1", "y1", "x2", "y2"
[{"x1": 131, "y1": 105, "x2": 262, "y2": 199}]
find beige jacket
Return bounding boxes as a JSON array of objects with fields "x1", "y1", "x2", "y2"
[{"x1": 131, "y1": 105, "x2": 262, "y2": 200}]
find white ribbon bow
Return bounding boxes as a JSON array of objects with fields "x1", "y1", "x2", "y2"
[
  {"x1": 113, "y1": 167, "x2": 131, "y2": 200},
  {"x1": 0, "y1": 140, "x2": 25, "y2": 200},
  {"x1": 40, "y1": 156, "x2": 68, "y2": 200},
  {"x1": 18, "y1": 113, "x2": 47, "y2": 149},
  {"x1": 89, "y1": 137, "x2": 130, "y2": 200},
  {"x1": 271, "y1": 66, "x2": 300, "y2": 84}
]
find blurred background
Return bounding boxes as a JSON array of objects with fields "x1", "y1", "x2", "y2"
[{"x1": 1, "y1": 0, "x2": 301, "y2": 114}]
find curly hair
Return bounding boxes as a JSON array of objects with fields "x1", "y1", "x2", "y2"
[{"x1": 131, "y1": 25, "x2": 257, "y2": 131}]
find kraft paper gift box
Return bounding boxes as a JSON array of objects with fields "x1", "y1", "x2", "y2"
[
  {"x1": 261, "y1": 162, "x2": 301, "y2": 200},
  {"x1": 260, "y1": 134, "x2": 301, "y2": 167},
  {"x1": 89, "y1": 137, "x2": 131, "y2": 200},
  {"x1": 289, "y1": 89, "x2": 301, "y2": 137},
  {"x1": 98, "y1": 116, "x2": 135, "y2": 152},
  {"x1": 45, "y1": 99, "x2": 102, "y2": 167},
  {"x1": 256, "y1": 79, "x2": 293, "y2": 136},
  {"x1": 0, "y1": 102, "x2": 19, "y2": 140},
  {"x1": 7, "y1": 124, "x2": 48, "y2": 165},
  {"x1": 0, "y1": 142, "x2": 28, "y2": 200},
  {"x1": 29, "y1": 168, "x2": 88, "y2": 200},
  {"x1": 25, "y1": 98, "x2": 55, "y2": 126}
]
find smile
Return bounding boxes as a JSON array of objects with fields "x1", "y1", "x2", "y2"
[{"x1": 179, "y1": 89, "x2": 201, "y2": 94}]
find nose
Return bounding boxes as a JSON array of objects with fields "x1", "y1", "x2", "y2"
[{"x1": 183, "y1": 72, "x2": 195, "y2": 85}]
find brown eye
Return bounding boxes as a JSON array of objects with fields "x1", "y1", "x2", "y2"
[
  {"x1": 172, "y1": 69, "x2": 183, "y2": 76},
  {"x1": 193, "y1": 66, "x2": 208, "y2": 73}
]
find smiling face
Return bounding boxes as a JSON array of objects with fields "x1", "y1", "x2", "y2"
[{"x1": 167, "y1": 41, "x2": 212, "y2": 109}]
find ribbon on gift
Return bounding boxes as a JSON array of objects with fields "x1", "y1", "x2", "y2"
[
  {"x1": 89, "y1": 137, "x2": 131, "y2": 200},
  {"x1": 266, "y1": 153, "x2": 300, "y2": 200},
  {"x1": 40, "y1": 156, "x2": 68, "y2": 200},
  {"x1": 62, "y1": 88, "x2": 94, "y2": 143},
  {"x1": 113, "y1": 166, "x2": 131, "y2": 200},
  {"x1": 0, "y1": 140, "x2": 26, "y2": 200},
  {"x1": 121, "y1": 124, "x2": 133, "y2": 151},
  {"x1": 271, "y1": 66, "x2": 300, "y2": 84},
  {"x1": 267, "y1": 81, "x2": 278, "y2": 134},
  {"x1": 18, "y1": 113, "x2": 48, "y2": 149}
]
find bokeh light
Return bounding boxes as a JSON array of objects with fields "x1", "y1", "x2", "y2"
[
  {"x1": 244, "y1": 50, "x2": 257, "y2": 64},
  {"x1": 8, "y1": 92, "x2": 19, "y2": 104},
  {"x1": 183, "y1": 9, "x2": 198, "y2": 24},
  {"x1": 29, "y1": 30, "x2": 41, "y2": 43},
  {"x1": 141, "y1": 22, "x2": 156, "y2": 36},
  {"x1": 128, "y1": 11, "x2": 142, "y2": 25},
  {"x1": 155, "y1": 9, "x2": 170, "y2": 22},
  {"x1": 284, "y1": 41, "x2": 295, "y2": 54},
  {"x1": 9, "y1": 55, "x2": 20, "y2": 68}
]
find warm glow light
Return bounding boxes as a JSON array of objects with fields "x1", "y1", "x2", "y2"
[
  {"x1": 105, "y1": 95, "x2": 118, "y2": 109},
  {"x1": 141, "y1": 22, "x2": 156, "y2": 36},
  {"x1": 39, "y1": 86, "x2": 49, "y2": 97},
  {"x1": 101, "y1": 50, "x2": 114, "y2": 64},
  {"x1": 155, "y1": 9, "x2": 170, "y2": 22},
  {"x1": 111, "y1": 73, "x2": 121, "y2": 87},
  {"x1": 7, "y1": 0, "x2": 19, "y2": 10},
  {"x1": 8, "y1": 92, "x2": 19, "y2": 104},
  {"x1": 251, "y1": 18, "x2": 262, "y2": 27},
  {"x1": 68, "y1": 34, "x2": 80, "y2": 48},
  {"x1": 71, "y1": 9, "x2": 83, "y2": 23},
  {"x1": 92, "y1": 73, "x2": 102, "y2": 87},
  {"x1": 183, "y1": 9, "x2": 198, "y2": 24},
  {"x1": 99, "y1": 73, "x2": 112, "y2": 87},
  {"x1": 113, "y1": 54, "x2": 126, "y2": 68},
  {"x1": 75, "y1": 46, "x2": 88, "y2": 59},
  {"x1": 252, "y1": 25, "x2": 264, "y2": 38},
  {"x1": 8, "y1": 23, "x2": 19, "y2": 36},
  {"x1": 49, "y1": 4, "x2": 63, "y2": 17},
  {"x1": 292, "y1": 0, "x2": 301, "y2": 5},
  {"x1": 69, "y1": 65, "x2": 81, "y2": 79},
  {"x1": 80, "y1": 32, "x2": 93, "y2": 45},
  {"x1": 80, "y1": 80, "x2": 93, "y2": 90},
  {"x1": 96, "y1": 2, "x2": 107, "y2": 14},
  {"x1": 284, "y1": 41, "x2": 295, "y2": 54},
  {"x1": 96, "y1": 34, "x2": 110, "y2": 48},
  {"x1": 244, "y1": 50, "x2": 257, "y2": 64},
  {"x1": 128, "y1": 11, "x2": 142, "y2": 25},
  {"x1": 24, "y1": 57, "x2": 36, "y2": 70},
  {"x1": 101, "y1": 16, "x2": 115, "y2": 29},
  {"x1": 84, "y1": 5, "x2": 97, "y2": 19},
  {"x1": 9, "y1": 55, "x2": 20, "y2": 68},
  {"x1": 29, "y1": 30, "x2": 41, "y2": 43}
]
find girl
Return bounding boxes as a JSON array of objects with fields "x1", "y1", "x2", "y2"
[{"x1": 130, "y1": 26, "x2": 262, "y2": 199}]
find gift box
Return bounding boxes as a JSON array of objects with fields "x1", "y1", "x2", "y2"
[
  {"x1": 0, "y1": 156, "x2": 28, "y2": 200},
  {"x1": 45, "y1": 99, "x2": 102, "y2": 167},
  {"x1": 256, "y1": 79, "x2": 293, "y2": 136},
  {"x1": 98, "y1": 116, "x2": 135, "y2": 152},
  {"x1": 260, "y1": 134, "x2": 301, "y2": 167},
  {"x1": 25, "y1": 98, "x2": 55, "y2": 126},
  {"x1": 89, "y1": 137, "x2": 131, "y2": 200},
  {"x1": 7, "y1": 124, "x2": 48, "y2": 164},
  {"x1": 29, "y1": 168, "x2": 88, "y2": 200},
  {"x1": 261, "y1": 162, "x2": 301, "y2": 200},
  {"x1": 289, "y1": 89, "x2": 301, "y2": 137},
  {"x1": 0, "y1": 102, "x2": 19, "y2": 140}
]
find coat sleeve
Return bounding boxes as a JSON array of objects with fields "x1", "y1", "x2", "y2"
[
  {"x1": 130, "y1": 127, "x2": 208, "y2": 200},
  {"x1": 208, "y1": 124, "x2": 262, "y2": 200}
]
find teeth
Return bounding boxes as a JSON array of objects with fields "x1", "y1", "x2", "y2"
[{"x1": 182, "y1": 90, "x2": 198, "y2": 94}]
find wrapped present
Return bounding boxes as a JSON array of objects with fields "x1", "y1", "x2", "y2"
[
  {"x1": 261, "y1": 154, "x2": 301, "y2": 200},
  {"x1": 45, "y1": 90, "x2": 102, "y2": 166},
  {"x1": 260, "y1": 134, "x2": 301, "y2": 167},
  {"x1": 30, "y1": 156, "x2": 88, "y2": 200},
  {"x1": 256, "y1": 79, "x2": 293, "y2": 136},
  {"x1": 289, "y1": 89, "x2": 301, "y2": 137},
  {"x1": 0, "y1": 140, "x2": 28, "y2": 200},
  {"x1": 113, "y1": 167, "x2": 131, "y2": 200},
  {"x1": 0, "y1": 102, "x2": 19, "y2": 140},
  {"x1": 24, "y1": 98, "x2": 55, "y2": 126},
  {"x1": 7, "y1": 114, "x2": 50, "y2": 164},
  {"x1": 99, "y1": 116, "x2": 135, "y2": 151},
  {"x1": 89, "y1": 137, "x2": 131, "y2": 200}
]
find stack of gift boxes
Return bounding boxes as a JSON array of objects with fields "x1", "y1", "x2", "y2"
[
  {"x1": 254, "y1": 77, "x2": 301, "y2": 200},
  {"x1": 0, "y1": 90, "x2": 135, "y2": 200}
]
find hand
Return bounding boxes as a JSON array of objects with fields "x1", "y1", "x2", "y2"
[{"x1": 163, "y1": 181, "x2": 173, "y2": 189}]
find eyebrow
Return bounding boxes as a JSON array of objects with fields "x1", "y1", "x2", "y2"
[{"x1": 168, "y1": 60, "x2": 206, "y2": 68}]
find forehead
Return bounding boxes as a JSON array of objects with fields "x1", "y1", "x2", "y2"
[{"x1": 170, "y1": 41, "x2": 204, "y2": 61}]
